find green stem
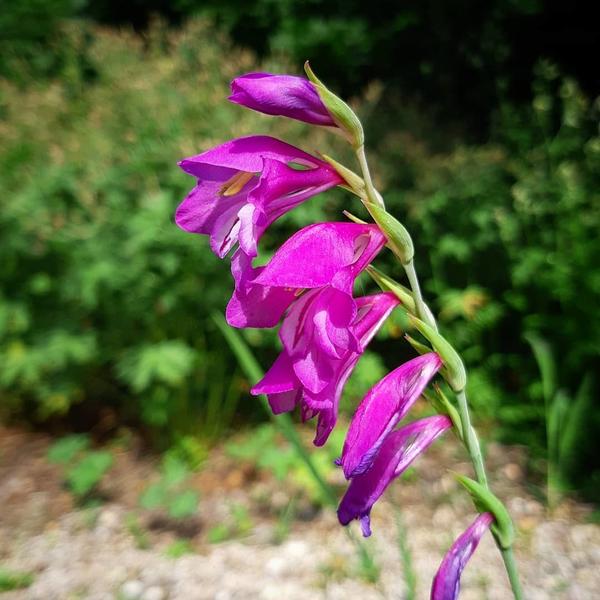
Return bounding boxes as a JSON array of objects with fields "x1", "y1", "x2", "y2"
[
  {"x1": 356, "y1": 145, "x2": 384, "y2": 208},
  {"x1": 501, "y1": 547, "x2": 524, "y2": 600},
  {"x1": 354, "y1": 147, "x2": 523, "y2": 600},
  {"x1": 404, "y1": 259, "x2": 437, "y2": 331},
  {"x1": 456, "y1": 390, "x2": 488, "y2": 487}
]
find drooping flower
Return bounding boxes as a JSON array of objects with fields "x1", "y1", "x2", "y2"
[
  {"x1": 338, "y1": 415, "x2": 452, "y2": 536},
  {"x1": 226, "y1": 221, "x2": 386, "y2": 328},
  {"x1": 175, "y1": 136, "x2": 342, "y2": 259},
  {"x1": 431, "y1": 512, "x2": 494, "y2": 600},
  {"x1": 339, "y1": 353, "x2": 443, "y2": 479},
  {"x1": 252, "y1": 292, "x2": 399, "y2": 446},
  {"x1": 229, "y1": 73, "x2": 335, "y2": 127}
]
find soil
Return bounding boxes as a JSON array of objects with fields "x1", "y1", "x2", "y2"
[{"x1": 1, "y1": 424, "x2": 598, "y2": 600}]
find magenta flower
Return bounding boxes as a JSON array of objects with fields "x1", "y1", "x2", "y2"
[
  {"x1": 339, "y1": 353, "x2": 443, "y2": 479},
  {"x1": 431, "y1": 512, "x2": 494, "y2": 600},
  {"x1": 175, "y1": 135, "x2": 342, "y2": 258},
  {"x1": 338, "y1": 415, "x2": 452, "y2": 537},
  {"x1": 253, "y1": 292, "x2": 399, "y2": 446},
  {"x1": 229, "y1": 73, "x2": 335, "y2": 127},
  {"x1": 226, "y1": 221, "x2": 386, "y2": 328}
]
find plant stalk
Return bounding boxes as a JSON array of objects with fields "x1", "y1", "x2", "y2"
[{"x1": 354, "y1": 145, "x2": 523, "y2": 600}]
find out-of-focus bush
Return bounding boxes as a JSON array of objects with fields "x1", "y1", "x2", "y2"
[
  {"x1": 0, "y1": 20, "x2": 344, "y2": 443},
  {"x1": 369, "y1": 62, "x2": 599, "y2": 495}
]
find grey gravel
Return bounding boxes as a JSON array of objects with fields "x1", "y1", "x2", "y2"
[{"x1": 2, "y1": 502, "x2": 599, "y2": 599}]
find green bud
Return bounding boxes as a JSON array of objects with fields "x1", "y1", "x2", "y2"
[
  {"x1": 321, "y1": 154, "x2": 365, "y2": 196},
  {"x1": 425, "y1": 384, "x2": 463, "y2": 437},
  {"x1": 404, "y1": 333, "x2": 432, "y2": 356},
  {"x1": 410, "y1": 316, "x2": 467, "y2": 392},
  {"x1": 304, "y1": 61, "x2": 364, "y2": 148},
  {"x1": 366, "y1": 266, "x2": 416, "y2": 314},
  {"x1": 455, "y1": 475, "x2": 515, "y2": 549},
  {"x1": 365, "y1": 203, "x2": 414, "y2": 265}
]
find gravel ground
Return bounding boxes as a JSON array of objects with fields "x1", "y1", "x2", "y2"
[
  {"x1": 2, "y1": 499, "x2": 600, "y2": 599},
  {"x1": 1, "y1": 426, "x2": 599, "y2": 599}
]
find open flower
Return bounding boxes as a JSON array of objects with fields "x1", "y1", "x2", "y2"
[
  {"x1": 175, "y1": 136, "x2": 342, "y2": 258},
  {"x1": 337, "y1": 415, "x2": 452, "y2": 536},
  {"x1": 339, "y1": 352, "x2": 442, "y2": 478},
  {"x1": 253, "y1": 292, "x2": 399, "y2": 446},
  {"x1": 431, "y1": 512, "x2": 494, "y2": 600},
  {"x1": 229, "y1": 73, "x2": 335, "y2": 127},
  {"x1": 226, "y1": 221, "x2": 386, "y2": 328}
]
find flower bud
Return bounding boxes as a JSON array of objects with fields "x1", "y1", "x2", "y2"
[
  {"x1": 455, "y1": 475, "x2": 515, "y2": 549},
  {"x1": 364, "y1": 203, "x2": 414, "y2": 265},
  {"x1": 304, "y1": 62, "x2": 364, "y2": 148},
  {"x1": 321, "y1": 154, "x2": 365, "y2": 196},
  {"x1": 366, "y1": 266, "x2": 416, "y2": 314},
  {"x1": 409, "y1": 316, "x2": 466, "y2": 392}
]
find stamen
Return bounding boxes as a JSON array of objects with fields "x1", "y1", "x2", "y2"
[{"x1": 219, "y1": 171, "x2": 255, "y2": 197}]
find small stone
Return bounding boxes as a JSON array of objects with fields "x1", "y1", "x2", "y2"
[
  {"x1": 141, "y1": 586, "x2": 166, "y2": 600},
  {"x1": 503, "y1": 463, "x2": 523, "y2": 481},
  {"x1": 264, "y1": 556, "x2": 286, "y2": 578},
  {"x1": 120, "y1": 580, "x2": 144, "y2": 600}
]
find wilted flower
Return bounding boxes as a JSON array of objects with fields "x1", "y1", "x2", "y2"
[
  {"x1": 338, "y1": 415, "x2": 452, "y2": 536},
  {"x1": 175, "y1": 136, "x2": 341, "y2": 258},
  {"x1": 253, "y1": 292, "x2": 399, "y2": 445},
  {"x1": 229, "y1": 73, "x2": 335, "y2": 127},
  {"x1": 431, "y1": 512, "x2": 494, "y2": 600},
  {"x1": 226, "y1": 221, "x2": 386, "y2": 328},
  {"x1": 339, "y1": 352, "x2": 443, "y2": 478}
]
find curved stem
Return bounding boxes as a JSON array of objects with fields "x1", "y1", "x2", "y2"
[
  {"x1": 356, "y1": 145, "x2": 384, "y2": 208},
  {"x1": 404, "y1": 259, "x2": 437, "y2": 331},
  {"x1": 456, "y1": 390, "x2": 488, "y2": 487},
  {"x1": 354, "y1": 144, "x2": 523, "y2": 599}
]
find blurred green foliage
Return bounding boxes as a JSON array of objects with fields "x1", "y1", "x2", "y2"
[
  {"x1": 0, "y1": 20, "x2": 340, "y2": 445},
  {"x1": 369, "y1": 62, "x2": 599, "y2": 495},
  {"x1": 0, "y1": 8, "x2": 598, "y2": 500},
  {"x1": 47, "y1": 433, "x2": 113, "y2": 498},
  {"x1": 139, "y1": 454, "x2": 199, "y2": 519}
]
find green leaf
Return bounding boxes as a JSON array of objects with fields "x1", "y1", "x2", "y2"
[
  {"x1": 66, "y1": 451, "x2": 113, "y2": 497},
  {"x1": 455, "y1": 475, "x2": 515, "y2": 548},
  {"x1": 167, "y1": 489, "x2": 199, "y2": 519},
  {"x1": 47, "y1": 434, "x2": 90, "y2": 464},
  {"x1": 139, "y1": 482, "x2": 168, "y2": 510}
]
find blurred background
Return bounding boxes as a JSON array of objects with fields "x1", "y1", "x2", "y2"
[{"x1": 0, "y1": 1, "x2": 599, "y2": 598}]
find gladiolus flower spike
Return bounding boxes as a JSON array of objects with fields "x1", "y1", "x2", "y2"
[{"x1": 175, "y1": 66, "x2": 523, "y2": 600}]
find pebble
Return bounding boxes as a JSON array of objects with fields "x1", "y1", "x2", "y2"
[
  {"x1": 141, "y1": 586, "x2": 166, "y2": 600},
  {"x1": 120, "y1": 580, "x2": 144, "y2": 599}
]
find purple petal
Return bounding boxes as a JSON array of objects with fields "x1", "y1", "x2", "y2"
[
  {"x1": 177, "y1": 138, "x2": 342, "y2": 259},
  {"x1": 431, "y1": 512, "x2": 494, "y2": 600},
  {"x1": 341, "y1": 353, "x2": 443, "y2": 478},
  {"x1": 229, "y1": 73, "x2": 335, "y2": 127},
  {"x1": 226, "y1": 251, "x2": 296, "y2": 328},
  {"x1": 255, "y1": 223, "x2": 385, "y2": 289},
  {"x1": 179, "y1": 135, "x2": 324, "y2": 176},
  {"x1": 337, "y1": 415, "x2": 452, "y2": 536}
]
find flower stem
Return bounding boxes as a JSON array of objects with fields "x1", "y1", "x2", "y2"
[
  {"x1": 501, "y1": 547, "x2": 524, "y2": 600},
  {"x1": 404, "y1": 259, "x2": 437, "y2": 331},
  {"x1": 356, "y1": 145, "x2": 384, "y2": 208},
  {"x1": 456, "y1": 390, "x2": 488, "y2": 486},
  {"x1": 354, "y1": 145, "x2": 523, "y2": 600}
]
